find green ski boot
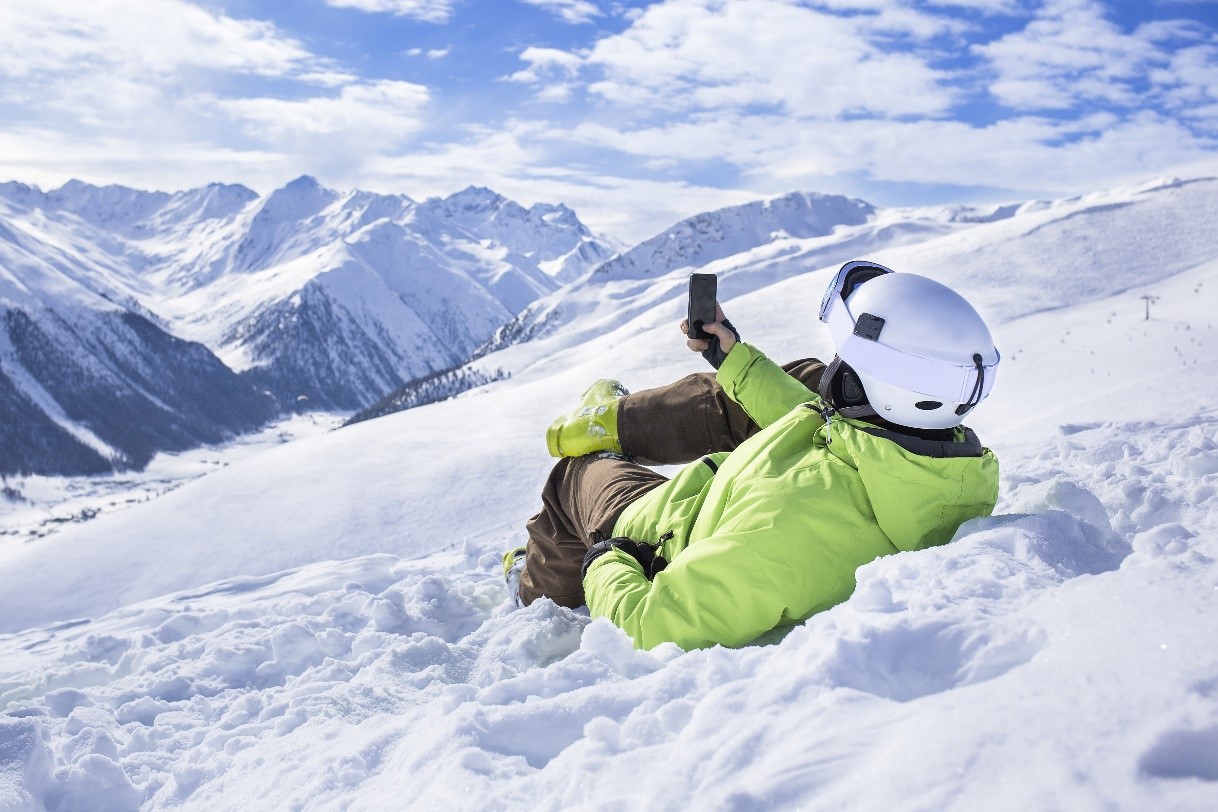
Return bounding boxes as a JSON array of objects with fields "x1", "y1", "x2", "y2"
[
  {"x1": 545, "y1": 379, "x2": 629, "y2": 458},
  {"x1": 502, "y1": 545, "x2": 527, "y2": 607}
]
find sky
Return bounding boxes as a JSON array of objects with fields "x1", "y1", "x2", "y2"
[{"x1": 1, "y1": 0, "x2": 1216, "y2": 242}]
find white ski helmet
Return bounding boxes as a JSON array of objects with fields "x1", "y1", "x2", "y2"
[{"x1": 817, "y1": 260, "x2": 1000, "y2": 429}]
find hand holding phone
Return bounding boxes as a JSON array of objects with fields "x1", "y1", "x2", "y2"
[
  {"x1": 687, "y1": 273, "x2": 717, "y2": 340},
  {"x1": 685, "y1": 273, "x2": 740, "y2": 369}
]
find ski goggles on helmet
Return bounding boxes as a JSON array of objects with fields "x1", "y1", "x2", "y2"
[{"x1": 818, "y1": 260, "x2": 999, "y2": 407}]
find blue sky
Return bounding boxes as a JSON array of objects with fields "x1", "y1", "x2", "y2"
[{"x1": 1, "y1": 0, "x2": 1216, "y2": 241}]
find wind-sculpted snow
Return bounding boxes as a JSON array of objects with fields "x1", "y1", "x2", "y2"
[{"x1": 2, "y1": 414, "x2": 1216, "y2": 810}]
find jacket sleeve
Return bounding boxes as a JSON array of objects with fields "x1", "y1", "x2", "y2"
[
  {"x1": 583, "y1": 472, "x2": 844, "y2": 650},
  {"x1": 583, "y1": 524, "x2": 803, "y2": 650},
  {"x1": 716, "y1": 342, "x2": 816, "y2": 429}
]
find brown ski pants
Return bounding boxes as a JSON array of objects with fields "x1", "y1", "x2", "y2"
[{"x1": 518, "y1": 359, "x2": 827, "y2": 607}]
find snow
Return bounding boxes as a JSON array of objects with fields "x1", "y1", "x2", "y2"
[
  {"x1": 0, "y1": 414, "x2": 342, "y2": 549},
  {"x1": 3, "y1": 175, "x2": 1218, "y2": 809}
]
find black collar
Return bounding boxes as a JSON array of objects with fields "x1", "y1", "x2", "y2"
[{"x1": 859, "y1": 423, "x2": 985, "y2": 458}]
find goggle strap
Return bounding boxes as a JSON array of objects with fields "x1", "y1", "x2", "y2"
[{"x1": 819, "y1": 261, "x2": 895, "y2": 321}]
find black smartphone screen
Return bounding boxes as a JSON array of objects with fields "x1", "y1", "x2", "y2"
[{"x1": 687, "y1": 273, "x2": 717, "y2": 340}]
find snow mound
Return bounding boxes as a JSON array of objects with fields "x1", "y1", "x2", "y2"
[{"x1": 3, "y1": 413, "x2": 1216, "y2": 810}]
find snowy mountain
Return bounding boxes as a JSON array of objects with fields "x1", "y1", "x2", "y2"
[
  {"x1": 0, "y1": 178, "x2": 616, "y2": 474},
  {"x1": 0, "y1": 306, "x2": 277, "y2": 475},
  {"x1": 465, "y1": 177, "x2": 1218, "y2": 409},
  {"x1": 479, "y1": 190, "x2": 876, "y2": 354},
  {"x1": 0, "y1": 188, "x2": 277, "y2": 475},
  {"x1": 2, "y1": 175, "x2": 1217, "y2": 810},
  {"x1": 414, "y1": 185, "x2": 620, "y2": 284}
]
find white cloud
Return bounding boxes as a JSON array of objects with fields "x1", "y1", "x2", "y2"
[
  {"x1": 0, "y1": 0, "x2": 321, "y2": 84},
  {"x1": 577, "y1": 0, "x2": 957, "y2": 118},
  {"x1": 360, "y1": 121, "x2": 757, "y2": 239},
  {"x1": 323, "y1": 0, "x2": 457, "y2": 22},
  {"x1": 560, "y1": 103, "x2": 1218, "y2": 206},
  {"x1": 213, "y1": 80, "x2": 430, "y2": 145},
  {"x1": 801, "y1": 113, "x2": 1216, "y2": 192},
  {"x1": 973, "y1": 0, "x2": 1212, "y2": 112},
  {"x1": 536, "y1": 83, "x2": 577, "y2": 102},
  {"x1": 509, "y1": 47, "x2": 585, "y2": 84},
  {"x1": 299, "y1": 70, "x2": 363, "y2": 88},
  {"x1": 1163, "y1": 44, "x2": 1218, "y2": 123},
  {"x1": 924, "y1": 0, "x2": 1024, "y2": 13},
  {"x1": 0, "y1": 0, "x2": 364, "y2": 159},
  {"x1": 0, "y1": 126, "x2": 284, "y2": 196},
  {"x1": 491, "y1": 0, "x2": 1218, "y2": 235},
  {"x1": 521, "y1": 0, "x2": 603, "y2": 24},
  {"x1": 427, "y1": 48, "x2": 451, "y2": 59},
  {"x1": 0, "y1": 0, "x2": 439, "y2": 216}
]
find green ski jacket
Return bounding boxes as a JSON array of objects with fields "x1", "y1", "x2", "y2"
[{"x1": 583, "y1": 343, "x2": 1000, "y2": 651}]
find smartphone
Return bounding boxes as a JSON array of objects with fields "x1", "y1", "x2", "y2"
[{"x1": 687, "y1": 273, "x2": 718, "y2": 340}]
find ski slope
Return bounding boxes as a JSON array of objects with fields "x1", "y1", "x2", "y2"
[{"x1": 2, "y1": 178, "x2": 1218, "y2": 810}]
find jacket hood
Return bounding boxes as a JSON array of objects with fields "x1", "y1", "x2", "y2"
[{"x1": 832, "y1": 419, "x2": 999, "y2": 552}]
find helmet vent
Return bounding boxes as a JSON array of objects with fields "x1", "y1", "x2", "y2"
[{"x1": 915, "y1": 400, "x2": 943, "y2": 410}]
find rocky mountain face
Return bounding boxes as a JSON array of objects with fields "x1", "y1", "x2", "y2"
[
  {"x1": 1, "y1": 308, "x2": 277, "y2": 474},
  {"x1": 0, "y1": 178, "x2": 615, "y2": 475}
]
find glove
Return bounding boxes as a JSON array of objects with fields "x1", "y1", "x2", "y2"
[
  {"x1": 702, "y1": 318, "x2": 741, "y2": 370},
  {"x1": 582, "y1": 537, "x2": 668, "y2": 581}
]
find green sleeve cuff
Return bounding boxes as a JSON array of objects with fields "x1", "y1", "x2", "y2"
[
  {"x1": 715, "y1": 341, "x2": 757, "y2": 391},
  {"x1": 583, "y1": 547, "x2": 648, "y2": 618},
  {"x1": 584, "y1": 546, "x2": 642, "y2": 580}
]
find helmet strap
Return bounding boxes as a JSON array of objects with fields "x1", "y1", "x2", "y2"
[
  {"x1": 819, "y1": 356, "x2": 879, "y2": 420},
  {"x1": 954, "y1": 354, "x2": 986, "y2": 416}
]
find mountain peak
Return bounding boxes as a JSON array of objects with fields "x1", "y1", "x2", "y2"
[
  {"x1": 258, "y1": 176, "x2": 338, "y2": 223},
  {"x1": 205, "y1": 181, "x2": 258, "y2": 196},
  {"x1": 443, "y1": 186, "x2": 506, "y2": 211},
  {"x1": 530, "y1": 201, "x2": 582, "y2": 231},
  {"x1": 0, "y1": 180, "x2": 44, "y2": 209},
  {"x1": 284, "y1": 175, "x2": 322, "y2": 191},
  {"x1": 587, "y1": 190, "x2": 876, "y2": 282},
  {"x1": 155, "y1": 183, "x2": 258, "y2": 225},
  {"x1": 53, "y1": 178, "x2": 92, "y2": 194},
  {"x1": 37, "y1": 180, "x2": 172, "y2": 231}
]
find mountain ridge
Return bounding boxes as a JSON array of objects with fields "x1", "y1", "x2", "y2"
[
  {"x1": 0, "y1": 177, "x2": 617, "y2": 473},
  {"x1": 6, "y1": 173, "x2": 1215, "y2": 474}
]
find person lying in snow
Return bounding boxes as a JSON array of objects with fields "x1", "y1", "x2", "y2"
[{"x1": 505, "y1": 260, "x2": 1001, "y2": 650}]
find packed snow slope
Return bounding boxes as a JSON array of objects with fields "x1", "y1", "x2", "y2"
[{"x1": 2, "y1": 176, "x2": 1218, "y2": 810}]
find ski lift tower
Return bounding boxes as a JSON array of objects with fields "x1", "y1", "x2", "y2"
[{"x1": 1140, "y1": 294, "x2": 1159, "y2": 320}]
